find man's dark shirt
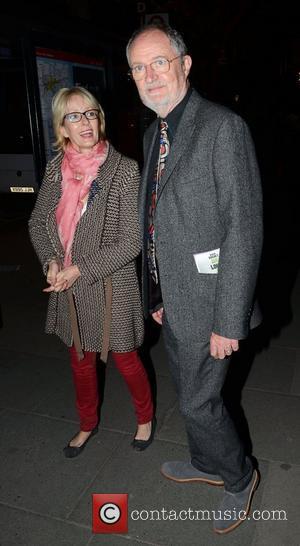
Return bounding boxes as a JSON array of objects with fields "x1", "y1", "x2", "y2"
[{"x1": 145, "y1": 87, "x2": 192, "y2": 313}]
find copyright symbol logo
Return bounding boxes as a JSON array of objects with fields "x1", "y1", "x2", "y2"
[{"x1": 99, "y1": 502, "x2": 121, "y2": 524}]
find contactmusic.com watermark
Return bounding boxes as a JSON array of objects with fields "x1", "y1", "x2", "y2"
[{"x1": 92, "y1": 494, "x2": 288, "y2": 534}]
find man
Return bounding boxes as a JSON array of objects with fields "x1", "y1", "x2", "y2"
[{"x1": 126, "y1": 23, "x2": 263, "y2": 534}]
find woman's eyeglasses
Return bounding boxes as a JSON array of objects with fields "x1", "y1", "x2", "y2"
[{"x1": 63, "y1": 109, "x2": 99, "y2": 123}]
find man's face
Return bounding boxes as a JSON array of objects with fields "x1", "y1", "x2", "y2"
[{"x1": 128, "y1": 29, "x2": 192, "y2": 117}]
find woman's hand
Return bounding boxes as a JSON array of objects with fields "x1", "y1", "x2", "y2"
[
  {"x1": 44, "y1": 260, "x2": 61, "y2": 292},
  {"x1": 43, "y1": 265, "x2": 81, "y2": 293}
]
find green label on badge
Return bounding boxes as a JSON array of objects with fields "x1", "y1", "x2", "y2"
[{"x1": 209, "y1": 252, "x2": 219, "y2": 271}]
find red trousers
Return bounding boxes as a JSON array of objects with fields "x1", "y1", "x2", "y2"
[{"x1": 69, "y1": 346, "x2": 153, "y2": 431}]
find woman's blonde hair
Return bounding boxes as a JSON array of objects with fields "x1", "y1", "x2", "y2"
[{"x1": 51, "y1": 86, "x2": 106, "y2": 151}]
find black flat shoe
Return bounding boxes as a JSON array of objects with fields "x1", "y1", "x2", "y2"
[
  {"x1": 131, "y1": 417, "x2": 157, "y2": 451},
  {"x1": 63, "y1": 426, "x2": 98, "y2": 458}
]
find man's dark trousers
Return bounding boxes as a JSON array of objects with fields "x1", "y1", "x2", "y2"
[{"x1": 162, "y1": 313, "x2": 253, "y2": 493}]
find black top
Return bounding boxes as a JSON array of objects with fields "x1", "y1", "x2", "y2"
[{"x1": 146, "y1": 87, "x2": 192, "y2": 313}]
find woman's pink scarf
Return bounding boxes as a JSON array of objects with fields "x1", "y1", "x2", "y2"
[{"x1": 56, "y1": 141, "x2": 108, "y2": 267}]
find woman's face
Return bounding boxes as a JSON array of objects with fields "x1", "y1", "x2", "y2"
[{"x1": 60, "y1": 94, "x2": 99, "y2": 153}]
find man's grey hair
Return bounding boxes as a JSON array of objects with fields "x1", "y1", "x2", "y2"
[{"x1": 126, "y1": 23, "x2": 188, "y2": 64}]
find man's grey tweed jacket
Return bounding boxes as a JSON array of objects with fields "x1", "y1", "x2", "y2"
[{"x1": 139, "y1": 89, "x2": 263, "y2": 341}]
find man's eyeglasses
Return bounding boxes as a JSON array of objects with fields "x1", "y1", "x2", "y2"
[
  {"x1": 128, "y1": 55, "x2": 182, "y2": 81},
  {"x1": 63, "y1": 109, "x2": 99, "y2": 123}
]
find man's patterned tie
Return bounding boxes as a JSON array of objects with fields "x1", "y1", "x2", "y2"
[{"x1": 147, "y1": 120, "x2": 170, "y2": 284}]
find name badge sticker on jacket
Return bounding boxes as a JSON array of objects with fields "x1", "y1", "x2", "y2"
[{"x1": 193, "y1": 248, "x2": 220, "y2": 274}]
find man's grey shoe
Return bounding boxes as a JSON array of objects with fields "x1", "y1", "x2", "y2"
[
  {"x1": 161, "y1": 461, "x2": 224, "y2": 486},
  {"x1": 213, "y1": 469, "x2": 260, "y2": 534}
]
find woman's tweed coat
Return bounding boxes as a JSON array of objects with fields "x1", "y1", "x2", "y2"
[{"x1": 29, "y1": 144, "x2": 144, "y2": 352}]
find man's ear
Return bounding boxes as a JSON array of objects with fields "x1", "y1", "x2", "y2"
[{"x1": 183, "y1": 55, "x2": 192, "y2": 78}]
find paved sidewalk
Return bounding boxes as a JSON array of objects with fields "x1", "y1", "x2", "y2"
[{"x1": 0, "y1": 218, "x2": 299, "y2": 546}]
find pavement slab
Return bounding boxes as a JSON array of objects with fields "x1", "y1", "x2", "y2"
[
  {"x1": 0, "y1": 505, "x2": 91, "y2": 546},
  {"x1": 0, "y1": 411, "x2": 124, "y2": 518},
  {"x1": 242, "y1": 390, "x2": 300, "y2": 465},
  {"x1": 251, "y1": 461, "x2": 300, "y2": 546}
]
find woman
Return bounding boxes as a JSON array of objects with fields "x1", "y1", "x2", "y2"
[{"x1": 29, "y1": 86, "x2": 155, "y2": 457}]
